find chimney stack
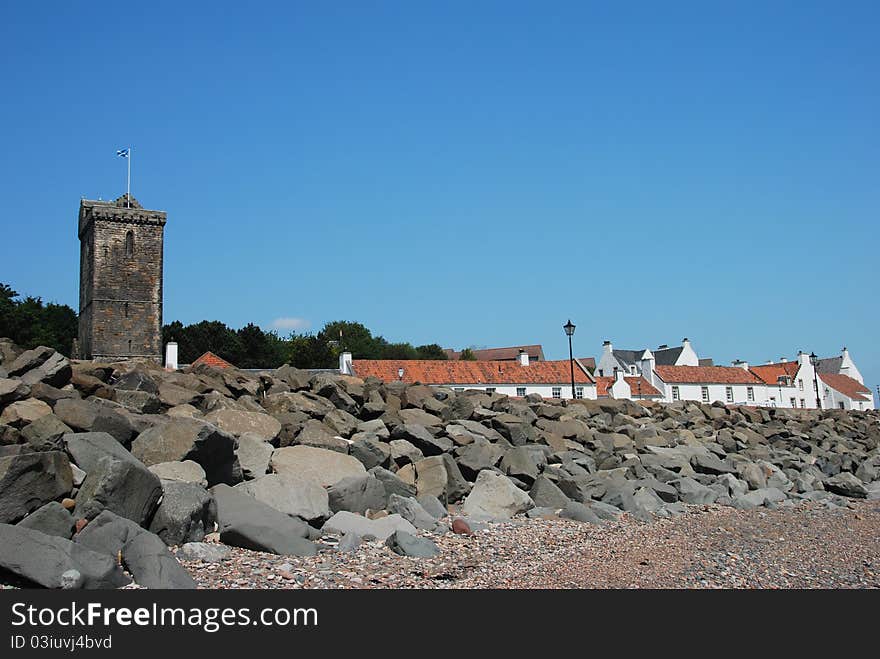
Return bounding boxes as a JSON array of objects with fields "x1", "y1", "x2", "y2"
[{"x1": 518, "y1": 349, "x2": 529, "y2": 366}]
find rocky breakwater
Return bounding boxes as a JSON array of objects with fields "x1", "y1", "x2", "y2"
[{"x1": 0, "y1": 336, "x2": 878, "y2": 589}]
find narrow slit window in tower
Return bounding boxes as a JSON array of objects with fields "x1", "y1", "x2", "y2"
[{"x1": 125, "y1": 230, "x2": 134, "y2": 257}]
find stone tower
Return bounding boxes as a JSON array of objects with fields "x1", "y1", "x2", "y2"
[{"x1": 77, "y1": 193, "x2": 167, "y2": 361}]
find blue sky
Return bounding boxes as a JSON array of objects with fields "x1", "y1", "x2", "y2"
[{"x1": 1, "y1": 2, "x2": 878, "y2": 389}]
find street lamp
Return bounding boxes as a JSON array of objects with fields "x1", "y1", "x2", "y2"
[
  {"x1": 563, "y1": 319, "x2": 576, "y2": 399},
  {"x1": 809, "y1": 352, "x2": 822, "y2": 410}
]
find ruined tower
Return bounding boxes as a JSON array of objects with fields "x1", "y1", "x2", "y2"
[{"x1": 77, "y1": 193, "x2": 167, "y2": 361}]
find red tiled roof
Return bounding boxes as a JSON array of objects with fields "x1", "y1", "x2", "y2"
[
  {"x1": 819, "y1": 373, "x2": 871, "y2": 401},
  {"x1": 750, "y1": 362, "x2": 800, "y2": 385},
  {"x1": 352, "y1": 359, "x2": 593, "y2": 385},
  {"x1": 595, "y1": 376, "x2": 661, "y2": 397},
  {"x1": 655, "y1": 365, "x2": 762, "y2": 385},
  {"x1": 192, "y1": 351, "x2": 234, "y2": 369},
  {"x1": 444, "y1": 345, "x2": 545, "y2": 361}
]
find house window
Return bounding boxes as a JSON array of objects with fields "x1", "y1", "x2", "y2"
[
  {"x1": 747, "y1": 387, "x2": 754, "y2": 402},
  {"x1": 453, "y1": 387, "x2": 464, "y2": 392},
  {"x1": 725, "y1": 387, "x2": 733, "y2": 403},
  {"x1": 598, "y1": 369, "x2": 604, "y2": 377},
  {"x1": 838, "y1": 402, "x2": 845, "y2": 410},
  {"x1": 769, "y1": 396, "x2": 776, "y2": 406},
  {"x1": 672, "y1": 386, "x2": 680, "y2": 401},
  {"x1": 798, "y1": 379, "x2": 803, "y2": 391},
  {"x1": 516, "y1": 387, "x2": 526, "y2": 397},
  {"x1": 701, "y1": 386, "x2": 709, "y2": 402},
  {"x1": 551, "y1": 387, "x2": 561, "y2": 399},
  {"x1": 858, "y1": 402, "x2": 863, "y2": 410},
  {"x1": 125, "y1": 230, "x2": 134, "y2": 257},
  {"x1": 800, "y1": 399, "x2": 805, "y2": 408},
  {"x1": 575, "y1": 386, "x2": 584, "y2": 399},
  {"x1": 630, "y1": 365, "x2": 636, "y2": 374},
  {"x1": 485, "y1": 387, "x2": 496, "y2": 394},
  {"x1": 790, "y1": 397, "x2": 796, "y2": 408}
]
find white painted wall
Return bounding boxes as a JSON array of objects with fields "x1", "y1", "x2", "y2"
[
  {"x1": 443, "y1": 382, "x2": 598, "y2": 400},
  {"x1": 839, "y1": 348, "x2": 864, "y2": 384},
  {"x1": 596, "y1": 342, "x2": 621, "y2": 378},
  {"x1": 661, "y1": 382, "x2": 765, "y2": 405},
  {"x1": 677, "y1": 339, "x2": 700, "y2": 366}
]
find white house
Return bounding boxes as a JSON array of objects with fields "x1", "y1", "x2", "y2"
[
  {"x1": 654, "y1": 363, "x2": 765, "y2": 406},
  {"x1": 817, "y1": 373, "x2": 874, "y2": 411},
  {"x1": 595, "y1": 369, "x2": 663, "y2": 401},
  {"x1": 342, "y1": 351, "x2": 598, "y2": 400},
  {"x1": 596, "y1": 338, "x2": 699, "y2": 378}
]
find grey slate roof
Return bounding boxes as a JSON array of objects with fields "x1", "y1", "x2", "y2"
[
  {"x1": 653, "y1": 346, "x2": 684, "y2": 366},
  {"x1": 816, "y1": 356, "x2": 842, "y2": 374},
  {"x1": 612, "y1": 350, "x2": 644, "y2": 367}
]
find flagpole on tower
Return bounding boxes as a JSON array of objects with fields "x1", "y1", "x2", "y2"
[{"x1": 126, "y1": 147, "x2": 131, "y2": 208}]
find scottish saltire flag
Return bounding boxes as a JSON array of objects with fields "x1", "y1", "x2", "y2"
[{"x1": 116, "y1": 148, "x2": 129, "y2": 158}]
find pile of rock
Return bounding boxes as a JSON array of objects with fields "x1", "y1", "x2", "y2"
[{"x1": 1, "y1": 338, "x2": 878, "y2": 589}]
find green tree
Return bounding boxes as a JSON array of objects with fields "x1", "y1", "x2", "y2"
[
  {"x1": 0, "y1": 283, "x2": 78, "y2": 355},
  {"x1": 415, "y1": 343, "x2": 448, "y2": 360},
  {"x1": 459, "y1": 347, "x2": 477, "y2": 361},
  {"x1": 381, "y1": 342, "x2": 418, "y2": 360}
]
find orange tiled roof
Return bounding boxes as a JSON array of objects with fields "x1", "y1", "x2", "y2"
[
  {"x1": 750, "y1": 362, "x2": 800, "y2": 385},
  {"x1": 192, "y1": 351, "x2": 234, "y2": 369},
  {"x1": 819, "y1": 373, "x2": 871, "y2": 401},
  {"x1": 655, "y1": 365, "x2": 762, "y2": 385},
  {"x1": 352, "y1": 359, "x2": 593, "y2": 385},
  {"x1": 595, "y1": 376, "x2": 661, "y2": 397}
]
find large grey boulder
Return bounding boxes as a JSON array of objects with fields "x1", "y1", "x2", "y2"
[
  {"x1": 824, "y1": 472, "x2": 869, "y2": 498},
  {"x1": 0, "y1": 398, "x2": 52, "y2": 428},
  {"x1": 292, "y1": 419, "x2": 348, "y2": 452},
  {"x1": 500, "y1": 446, "x2": 542, "y2": 485},
  {"x1": 17, "y1": 501, "x2": 75, "y2": 539},
  {"x1": 204, "y1": 409, "x2": 281, "y2": 441},
  {"x1": 210, "y1": 484, "x2": 317, "y2": 556},
  {"x1": 387, "y1": 494, "x2": 440, "y2": 531},
  {"x1": 64, "y1": 431, "x2": 136, "y2": 472},
  {"x1": 21, "y1": 414, "x2": 72, "y2": 452},
  {"x1": 0, "y1": 451, "x2": 73, "y2": 523},
  {"x1": 368, "y1": 466, "x2": 417, "y2": 504},
  {"x1": 349, "y1": 436, "x2": 391, "y2": 470},
  {"x1": 20, "y1": 351, "x2": 71, "y2": 389},
  {"x1": 74, "y1": 509, "x2": 147, "y2": 556},
  {"x1": 148, "y1": 460, "x2": 207, "y2": 486},
  {"x1": 0, "y1": 523, "x2": 130, "y2": 589},
  {"x1": 321, "y1": 511, "x2": 417, "y2": 541},
  {"x1": 455, "y1": 440, "x2": 504, "y2": 480},
  {"x1": 234, "y1": 473, "x2": 330, "y2": 522},
  {"x1": 178, "y1": 542, "x2": 229, "y2": 563},
  {"x1": 671, "y1": 477, "x2": 718, "y2": 505},
  {"x1": 148, "y1": 481, "x2": 215, "y2": 546},
  {"x1": 385, "y1": 530, "x2": 440, "y2": 558},
  {"x1": 391, "y1": 423, "x2": 452, "y2": 456},
  {"x1": 0, "y1": 377, "x2": 30, "y2": 406},
  {"x1": 388, "y1": 439, "x2": 424, "y2": 467},
  {"x1": 560, "y1": 501, "x2": 601, "y2": 524},
  {"x1": 461, "y1": 470, "x2": 535, "y2": 520},
  {"x1": 131, "y1": 418, "x2": 241, "y2": 486},
  {"x1": 235, "y1": 433, "x2": 274, "y2": 480},
  {"x1": 122, "y1": 532, "x2": 197, "y2": 589},
  {"x1": 270, "y1": 445, "x2": 365, "y2": 488},
  {"x1": 74, "y1": 454, "x2": 162, "y2": 526},
  {"x1": 529, "y1": 476, "x2": 571, "y2": 509},
  {"x1": 731, "y1": 487, "x2": 788, "y2": 509},
  {"x1": 327, "y1": 474, "x2": 387, "y2": 514}
]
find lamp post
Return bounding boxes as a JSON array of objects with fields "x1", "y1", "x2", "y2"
[
  {"x1": 809, "y1": 352, "x2": 822, "y2": 410},
  {"x1": 563, "y1": 319, "x2": 576, "y2": 399}
]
